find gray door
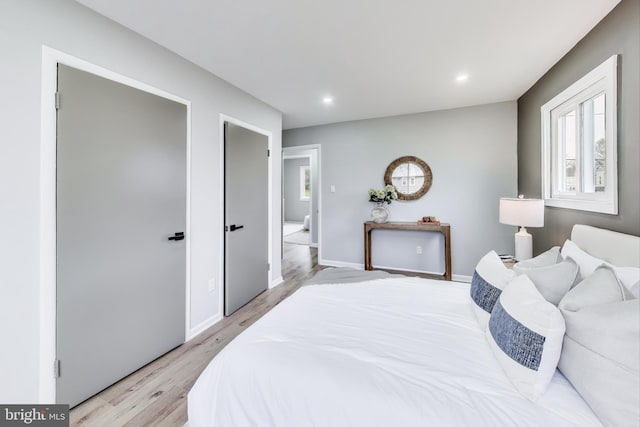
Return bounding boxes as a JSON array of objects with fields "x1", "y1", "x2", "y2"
[
  {"x1": 56, "y1": 64, "x2": 187, "y2": 407},
  {"x1": 224, "y1": 123, "x2": 269, "y2": 315}
]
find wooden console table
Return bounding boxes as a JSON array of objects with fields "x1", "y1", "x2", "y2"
[{"x1": 364, "y1": 221, "x2": 452, "y2": 281}]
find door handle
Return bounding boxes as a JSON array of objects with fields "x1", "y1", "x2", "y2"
[
  {"x1": 168, "y1": 232, "x2": 185, "y2": 241},
  {"x1": 227, "y1": 224, "x2": 244, "y2": 232}
]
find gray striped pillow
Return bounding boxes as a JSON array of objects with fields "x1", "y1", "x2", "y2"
[
  {"x1": 470, "y1": 251, "x2": 516, "y2": 330},
  {"x1": 486, "y1": 274, "x2": 565, "y2": 401}
]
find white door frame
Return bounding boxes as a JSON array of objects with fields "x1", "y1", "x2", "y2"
[
  {"x1": 219, "y1": 114, "x2": 274, "y2": 317},
  {"x1": 282, "y1": 145, "x2": 322, "y2": 259},
  {"x1": 39, "y1": 46, "x2": 192, "y2": 403}
]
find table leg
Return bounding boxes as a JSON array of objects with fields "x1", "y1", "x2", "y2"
[
  {"x1": 364, "y1": 224, "x2": 372, "y2": 270},
  {"x1": 443, "y1": 228, "x2": 452, "y2": 280}
]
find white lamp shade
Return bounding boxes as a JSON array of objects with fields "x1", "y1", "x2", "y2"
[{"x1": 499, "y1": 198, "x2": 544, "y2": 227}]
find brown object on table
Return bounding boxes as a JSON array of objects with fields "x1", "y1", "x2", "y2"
[
  {"x1": 418, "y1": 219, "x2": 440, "y2": 225},
  {"x1": 418, "y1": 216, "x2": 440, "y2": 225},
  {"x1": 364, "y1": 221, "x2": 452, "y2": 281}
]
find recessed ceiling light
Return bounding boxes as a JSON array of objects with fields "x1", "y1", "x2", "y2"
[
  {"x1": 322, "y1": 96, "x2": 334, "y2": 105},
  {"x1": 456, "y1": 74, "x2": 469, "y2": 82}
]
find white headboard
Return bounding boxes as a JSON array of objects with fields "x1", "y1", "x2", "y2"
[{"x1": 571, "y1": 224, "x2": 640, "y2": 268}]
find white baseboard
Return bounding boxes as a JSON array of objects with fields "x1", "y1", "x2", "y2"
[
  {"x1": 452, "y1": 274, "x2": 472, "y2": 283},
  {"x1": 269, "y1": 276, "x2": 284, "y2": 289},
  {"x1": 319, "y1": 259, "x2": 471, "y2": 283},
  {"x1": 374, "y1": 264, "x2": 446, "y2": 277},
  {"x1": 187, "y1": 313, "x2": 222, "y2": 341},
  {"x1": 319, "y1": 259, "x2": 364, "y2": 269},
  {"x1": 188, "y1": 274, "x2": 287, "y2": 341},
  {"x1": 309, "y1": 242, "x2": 318, "y2": 248}
]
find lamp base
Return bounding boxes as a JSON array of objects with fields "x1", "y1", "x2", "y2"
[{"x1": 514, "y1": 227, "x2": 533, "y2": 261}]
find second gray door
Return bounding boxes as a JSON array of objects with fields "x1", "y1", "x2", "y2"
[
  {"x1": 56, "y1": 64, "x2": 187, "y2": 407},
  {"x1": 224, "y1": 123, "x2": 269, "y2": 315}
]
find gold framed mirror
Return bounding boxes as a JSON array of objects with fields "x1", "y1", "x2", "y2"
[{"x1": 384, "y1": 156, "x2": 432, "y2": 201}]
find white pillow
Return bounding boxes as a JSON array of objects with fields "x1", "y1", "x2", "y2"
[
  {"x1": 514, "y1": 258, "x2": 579, "y2": 306},
  {"x1": 470, "y1": 251, "x2": 516, "y2": 330},
  {"x1": 562, "y1": 239, "x2": 640, "y2": 297},
  {"x1": 614, "y1": 267, "x2": 640, "y2": 298},
  {"x1": 558, "y1": 266, "x2": 639, "y2": 426},
  {"x1": 561, "y1": 239, "x2": 605, "y2": 280},
  {"x1": 486, "y1": 275, "x2": 566, "y2": 401},
  {"x1": 513, "y1": 246, "x2": 561, "y2": 274}
]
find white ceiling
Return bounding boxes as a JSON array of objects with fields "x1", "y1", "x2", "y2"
[{"x1": 75, "y1": 0, "x2": 620, "y2": 129}]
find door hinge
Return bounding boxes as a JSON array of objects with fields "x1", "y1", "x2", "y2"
[
  {"x1": 54, "y1": 359, "x2": 61, "y2": 378},
  {"x1": 267, "y1": 149, "x2": 270, "y2": 157},
  {"x1": 55, "y1": 92, "x2": 61, "y2": 110},
  {"x1": 267, "y1": 263, "x2": 270, "y2": 271}
]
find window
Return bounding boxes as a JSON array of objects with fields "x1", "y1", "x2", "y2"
[
  {"x1": 541, "y1": 55, "x2": 618, "y2": 214},
  {"x1": 299, "y1": 165, "x2": 310, "y2": 201}
]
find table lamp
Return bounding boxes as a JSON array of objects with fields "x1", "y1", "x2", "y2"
[{"x1": 499, "y1": 196, "x2": 544, "y2": 261}]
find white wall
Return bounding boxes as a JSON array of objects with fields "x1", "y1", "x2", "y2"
[
  {"x1": 283, "y1": 102, "x2": 517, "y2": 277},
  {"x1": 0, "y1": 0, "x2": 281, "y2": 402}
]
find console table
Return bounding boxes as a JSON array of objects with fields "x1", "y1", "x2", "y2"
[{"x1": 363, "y1": 221, "x2": 452, "y2": 281}]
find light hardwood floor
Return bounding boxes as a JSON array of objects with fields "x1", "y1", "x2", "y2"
[{"x1": 70, "y1": 243, "x2": 324, "y2": 426}]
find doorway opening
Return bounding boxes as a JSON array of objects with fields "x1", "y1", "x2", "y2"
[
  {"x1": 283, "y1": 155, "x2": 311, "y2": 246},
  {"x1": 281, "y1": 145, "x2": 321, "y2": 274}
]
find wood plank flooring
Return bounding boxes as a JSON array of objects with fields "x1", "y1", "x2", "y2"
[{"x1": 70, "y1": 243, "x2": 324, "y2": 426}]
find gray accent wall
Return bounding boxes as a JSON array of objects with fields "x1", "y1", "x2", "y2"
[
  {"x1": 0, "y1": 0, "x2": 282, "y2": 402},
  {"x1": 518, "y1": 0, "x2": 640, "y2": 252},
  {"x1": 284, "y1": 101, "x2": 518, "y2": 277},
  {"x1": 283, "y1": 157, "x2": 311, "y2": 222}
]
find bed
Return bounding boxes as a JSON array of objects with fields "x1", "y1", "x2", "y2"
[{"x1": 188, "y1": 225, "x2": 639, "y2": 427}]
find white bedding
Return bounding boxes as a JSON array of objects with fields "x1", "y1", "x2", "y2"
[{"x1": 188, "y1": 277, "x2": 602, "y2": 427}]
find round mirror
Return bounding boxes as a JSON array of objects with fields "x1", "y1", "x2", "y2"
[{"x1": 384, "y1": 156, "x2": 432, "y2": 201}]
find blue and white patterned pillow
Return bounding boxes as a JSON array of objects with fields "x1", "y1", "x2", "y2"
[
  {"x1": 486, "y1": 274, "x2": 566, "y2": 401},
  {"x1": 470, "y1": 251, "x2": 516, "y2": 329}
]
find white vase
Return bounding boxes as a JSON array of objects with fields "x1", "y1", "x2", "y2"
[{"x1": 371, "y1": 203, "x2": 389, "y2": 223}]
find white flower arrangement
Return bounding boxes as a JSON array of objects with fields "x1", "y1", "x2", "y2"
[{"x1": 368, "y1": 185, "x2": 398, "y2": 204}]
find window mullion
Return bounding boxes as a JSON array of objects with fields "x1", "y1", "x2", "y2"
[
  {"x1": 583, "y1": 99, "x2": 596, "y2": 194},
  {"x1": 575, "y1": 103, "x2": 583, "y2": 195},
  {"x1": 559, "y1": 114, "x2": 565, "y2": 195}
]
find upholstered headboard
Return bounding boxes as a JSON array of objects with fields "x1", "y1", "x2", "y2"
[{"x1": 571, "y1": 224, "x2": 640, "y2": 268}]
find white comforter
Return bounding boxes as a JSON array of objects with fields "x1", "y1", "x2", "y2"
[{"x1": 188, "y1": 277, "x2": 601, "y2": 427}]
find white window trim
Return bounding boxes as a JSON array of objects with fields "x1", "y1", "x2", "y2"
[
  {"x1": 299, "y1": 165, "x2": 310, "y2": 201},
  {"x1": 541, "y1": 55, "x2": 618, "y2": 215}
]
